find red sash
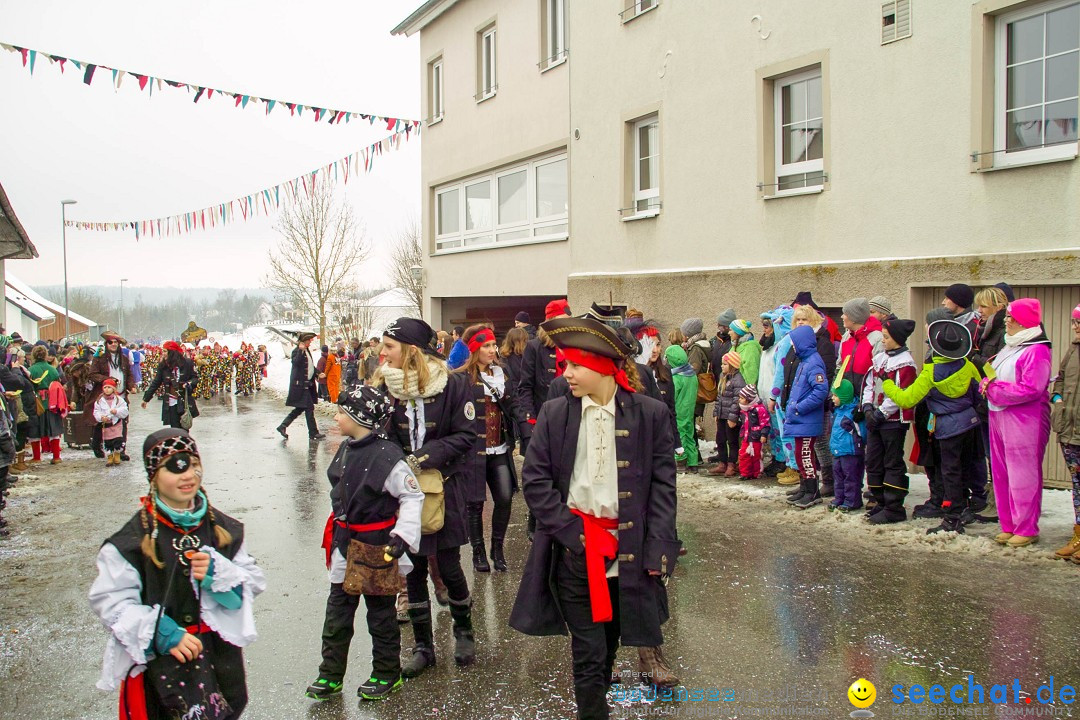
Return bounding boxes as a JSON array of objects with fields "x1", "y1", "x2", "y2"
[
  {"x1": 570, "y1": 509, "x2": 619, "y2": 623},
  {"x1": 321, "y1": 513, "x2": 396, "y2": 567}
]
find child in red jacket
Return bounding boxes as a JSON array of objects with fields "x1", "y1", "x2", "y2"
[{"x1": 738, "y1": 384, "x2": 771, "y2": 479}]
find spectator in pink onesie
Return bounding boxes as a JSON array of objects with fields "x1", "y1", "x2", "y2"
[{"x1": 981, "y1": 298, "x2": 1053, "y2": 548}]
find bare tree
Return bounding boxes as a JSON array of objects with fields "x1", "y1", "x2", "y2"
[
  {"x1": 263, "y1": 177, "x2": 368, "y2": 341},
  {"x1": 331, "y1": 287, "x2": 385, "y2": 340},
  {"x1": 387, "y1": 217, "x2": 424, "y2": 319}
]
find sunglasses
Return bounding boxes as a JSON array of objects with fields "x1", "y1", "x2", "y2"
[{"x1": 106, "y1": 339, "x2": 119, "y2": 344}]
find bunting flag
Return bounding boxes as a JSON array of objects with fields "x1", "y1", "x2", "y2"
[
  {"x1": 0, "y1": 41, "x2": 419, "y2": 130},
  {"x1": 64, "y1": 124, "x2": 419, "y2": 240}
]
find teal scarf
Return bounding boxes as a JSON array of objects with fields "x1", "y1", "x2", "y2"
[{"x1": 156, "y1": 490, "x2": 208, "y2": 529}]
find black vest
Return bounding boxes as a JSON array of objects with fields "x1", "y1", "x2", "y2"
[{"x1": 328, "y1": 435, "x2": 403, "y2": 552}]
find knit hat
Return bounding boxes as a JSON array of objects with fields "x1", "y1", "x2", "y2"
[
  {"x1": 925, "y1": 307, "x2": 953, "y2": 324},
  {"x1": 1072, "y1": 303, "x2": 1080, "y2": 321},
  {"x1": 716, "y1": 308, "x2": 737, "y2": 327},
  {"x1": 143, "y1": 428, "x2": 200, "y2": 480},
  {"x1": 680, "y1": 317, "x2": 704, "y2": 337},
  {"x1": 994, "y1": 282, "x2": 1016, "y2": 302},
  {"x1": 833, "y1": 379, "x2": 855, "y2": 406},
  {"x1": 842, "y1": 298, "x2": 871, "y2": 325},
  {"x1": 730, "y1": 319, "x2": 752, "y2": 337},
  {"x1": 883, "y1": 318, "x2": 916, "y2": 346},
  {"x1": 338, "y1": 383, "x2": 392, "y2": 430},
  {"x1": 102, "y1": 378, "x2": 118, "y2": 389},
  {"x1": 515, "y1": 311, "x2": 530, "y2": 324},
  {"x1": 945, "y1": 283, "x2": 975, "y2": 310},
  {"x1": 722, "y1": 351, "x2": 741, "y2": 368},
  {"x1": 738, "y1": 384, "x2": 758, "y2": 403},
  {"x1": 544, "y1": 299, "x2": 571, "y2": 320},
  {"x1": 868, "y1": 296, "x2": 892, "y2": 315},
  {"x1": 1007, "y1": 299, "x2": 1042, "y2": 328}
]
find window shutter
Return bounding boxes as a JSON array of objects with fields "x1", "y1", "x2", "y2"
[{"x1": 882, "y1": 0, "x2": 912, "y2": 45}]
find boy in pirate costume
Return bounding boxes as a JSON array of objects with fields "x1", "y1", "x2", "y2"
[
  {"x1": 510, "y1": 316, "x2": 682, "y2": 720},
  {"x1": 89, "y1": 428, "x2": 265, "y2": 720},
  {"x1": 305, "y1": 384, "x2": 424, "y2": 702}
]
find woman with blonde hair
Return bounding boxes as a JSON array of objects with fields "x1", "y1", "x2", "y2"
[{"x1": 973, "y1": 286, "x2": 1009, "y2": 369}]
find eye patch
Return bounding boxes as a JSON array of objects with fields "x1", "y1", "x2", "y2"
[{"x1": 164, "y1": 453, "x2": 195, "y2": 474}]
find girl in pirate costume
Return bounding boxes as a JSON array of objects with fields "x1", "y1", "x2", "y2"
[
  {"x1": 89, "y1": 429, "x2": 265, "y2": 720},
  {"x1": 455, "y1": 325, "x2": 528, "y2": 573},
  {"x1": 373, "y1": 317, "x2": 478, "y2": 677}
]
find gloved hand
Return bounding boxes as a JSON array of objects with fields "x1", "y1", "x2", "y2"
[
  {"x1": 865, "y1": 407, "x2": 887, "y2": 430},
  {"x1": 745, "y1": 444, "x2": 755, "y2": 457},
  {"x1": 383, "y1": 536, "x2": 406, "y2": 561}
]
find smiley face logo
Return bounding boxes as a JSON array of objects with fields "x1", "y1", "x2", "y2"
[{"x1": 848, "y1": 678, "x2": 877, "y2": 709}]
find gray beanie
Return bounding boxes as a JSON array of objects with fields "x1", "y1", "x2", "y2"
[
  {"x1": 715, "y1": 308, "x2": 737, "y2": 327},
  {"x1": 868, "y1": 296, "x2": 892, "y2": 315},
  {"x1": 680, "y1": 317, "x2": 704, "y2": 337},
  {"x1": 842, "y1": 298, "x2": 871, "y2": 325},
  {"x1": 925, "y1": 307, "x2": 953, "y2": 324}
]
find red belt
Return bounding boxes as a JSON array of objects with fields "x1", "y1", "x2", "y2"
[
  {"x1": 185, "y1": 622, "x2": 212, "y2": 634},
  {"x1": 321, "y1": 513, "x2": 396, "y2": 567},
  {"x1": 570, "y1": 509, "x2": 619, "y2": 623}
]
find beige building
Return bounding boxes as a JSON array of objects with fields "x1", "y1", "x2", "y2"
[{"x1": 393, "y1": 0, "x2": 571, "y2": 332}]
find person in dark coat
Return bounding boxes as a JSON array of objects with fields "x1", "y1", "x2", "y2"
[
  {"x1": 514, "y1": 311, "x2": 538, "y2": 339},
  {"x1": 973, "y1": 286, "x2": 1009, "y2": 370},
  {"x1": 375, "y1": 317, "x2": 478, "y2": 677},
  {"x1": 140, "y1": 341, "x2": 200, "y2": 429},
  {"x1": 517, "y1": 299, "x2": 571, "y2": 454},
  {"x1": 510, "y1": 316, "x2": 681, "y2": 720},
  {"x1": 276, "y1": 332, "x2": 324, "y2": 440},
  {"x1": 86, "y1": 331, "x2": 138, "y2": 460},
  {"x1": 500, "y1": 326, "x2": 531, "y2": 428}
]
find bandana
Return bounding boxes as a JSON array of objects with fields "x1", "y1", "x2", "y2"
[
  {"x1": 383, "y1": 317, "x2": 441, "y2": 356},
  {"x1": 143, "y1": 428, "x2": 200, "y2": 480},
  {"x1": 163, "y1": 340, "x2": 182, "y2": 354},
  {"x1": 563, "y1": 347, "x2": 635, "y2": 393},
  {"x1": 467, "y1": 328, "x2": 496, "y2": 354},
  {"x1": 338, "y1": 383, "x2": 392, "y2": 429}
]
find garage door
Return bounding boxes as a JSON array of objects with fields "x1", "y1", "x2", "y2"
[{"x1": 910, "y1": 283, "x2": 1080, "y2": 489}]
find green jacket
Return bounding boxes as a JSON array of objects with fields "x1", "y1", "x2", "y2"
[
  {"x1": 665, "y1": 345, "x2": 700, "y2": 465},
  {"x1": 29, "y1": 361, "x2": 60, "y2": 391},
  {"x1": 734, "y1": 337, "x2": 761, "y2": 388},
  {"x1": 1052, "y1": 340, "x2": 1080, "y2": 445},
  {"x1": 882, "y1": 356, "x2": 982, "y2": 409}
]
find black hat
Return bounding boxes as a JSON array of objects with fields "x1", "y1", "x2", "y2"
[
  {"x1": 944, "y1": 283, "x2": 974, "y2": 310},
  {"x1": 883, "y1": 318, "x2": 916, "y2": 346},
  {"x1": 927, "y1": 320, "x2": 972, "y2": 360},
  {"x1": 540, "y1": 316, "x2": 634, "y2": 360},
  {"x1": 143, "y1": 428, "x2": 200, "y2": 480},
  {"x1": 515, "y1": 311, "x2": 530, "y2": 324},
  {"x1": 615, "y1": 326, "x2": 643, "y2": 358},
  {"x1": 994, "y1": 282, "x2": 1016, "y2": 302},
  {"x1": 792, "y1": 291, "x2": 820, "y2": 310},
  {"x1": 383, "y1": 317, "x2": 441, "y2": 356},
  {"x1": 297, "y1": 331, "x2": 317, "y2": 343},
  {"x1": 583, "y1": 302, "x2": 624, "y2": 328},
  {"x1": 338, "y1": 383, "x2": 392, "y2": 430}
]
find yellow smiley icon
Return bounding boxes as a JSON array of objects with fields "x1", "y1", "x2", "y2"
[{"x1": 848, "y1": 678, "x2": 877, "y2": 709}]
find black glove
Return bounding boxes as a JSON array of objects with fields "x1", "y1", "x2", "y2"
[
  {"x1": 865, "y1": 407, "x2": 887, "y2": 430},
  {"x1": 383, "y1": 536, "x2": 407, "y2": 559}
]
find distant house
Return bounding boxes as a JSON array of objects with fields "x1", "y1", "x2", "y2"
[
  {"x1": 5, "y1": 277, "x2": 55, "y2": 342},
  {"x1": 0, "y1": 181, "x2": 41, "y2": 337},
  {"x1": 6, "y1": 274, "x2": 102, "y2": 342},
  {"x1": 361, "y1": 288, "x2": 420, "y2": 338}
]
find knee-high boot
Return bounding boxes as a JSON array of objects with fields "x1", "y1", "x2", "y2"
[
  {"x1": 490, "y1": 500, "x2": 510, "y2": 573},
  {"x1": 468, "y1": 504, "x2": 490, "y2": 572},
  {"x1": 401, "y1": 603, "x2": 436, "y2": 678},
  {"x1": 448, "y1": 595, "x2": 475, "y2": 666}
]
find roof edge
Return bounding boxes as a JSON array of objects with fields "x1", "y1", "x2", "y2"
[
  {"x1": 392, "y1": 0, "x2": 460, "y2": 37},
  {"x1": 0, "y1": 182, "x2": 39, "y2": 260}
]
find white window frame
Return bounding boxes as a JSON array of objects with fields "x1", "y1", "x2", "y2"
[
  {"x1": 434, "y1": 153, "x2": 569, "y2": 254},
  {"x1": 993, "y1": 0, "x2": 1080, "y2": 167},
  {"x1": 631, "y1": 115, "x2": 661, "y2": 218},
  {"x1": 622, "y1": 0, "x2": 658, "y2": 23},
  {"x1": 429, "y1": 59, "x2": 444, "y2": 125},
  {"x1": 542, "y1": 0, "x2": 568, "y2": 70},
  {"x1": 479, "y1": 27, "x2": 498, "y2": 101},
  {"x1": 773, "y1": 67, "x2": 825, "y2": 195}
]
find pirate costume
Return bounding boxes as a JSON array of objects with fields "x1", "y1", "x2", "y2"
[
  {"x1": 509, "y1": 316, "x2": 682, "y2": 720},
  {"x1": 87, "y1": 331, "x2": 137, "y2": 460},
  {"x1": 89, "y1": 429, "x2": 265, "y2": 720},
  {"x1": 277, "y1": 332, "x2": 324, "y2": 440},
  {"x1": 377, "y1": 317, "x2": 478, "y2": 677},
  {"x1": 306, "y1": 384, "x2": 423, "y2": 702}
]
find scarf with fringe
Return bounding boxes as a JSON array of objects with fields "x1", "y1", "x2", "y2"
[{"x1": 380, "y1": 357, "x2": 449, "y2": 400}]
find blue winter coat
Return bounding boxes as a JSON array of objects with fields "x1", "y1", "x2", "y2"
[
  {"x1": 782, "y1": 325, "x2": 829, "y2": 438},
  {"x1": 829, "y1": 401, "x2": 865, "y2": 457},
  {"x1": 447, "y1": 339, "x2": 469, "y2": 370}
]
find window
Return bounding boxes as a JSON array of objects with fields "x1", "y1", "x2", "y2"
[
  {"x1": 994, "y1": 0, "x2": 1079, "y2": 165},
  {"x1": 621, "y1": 0, "x2": 657, "y2": 23},
  {"x1": 632, "y1": 116, "x2": 660, "y2": 214},
  {"x1": 774, "y1": 69, "x2": 824, "y2": 192},
  {"x1": 429, "y1": 59, "x2": 444, "y2": 124},
  {"x1": 478, "y1": 26, "x2": 497, "y2": 101},
  {"x1": 541, "y1": 0, "x2": 567, "y2": 69},
  {"x1": 434, "y1": 153, "x2": 569, "y2": 252},
  {"x1": 881, "y1": 0, "x2": 913, "y2": 44}
]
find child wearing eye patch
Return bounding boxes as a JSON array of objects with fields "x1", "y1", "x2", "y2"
[{"x1": 89, "y1": 428, "x2": 265, "y2": 720}]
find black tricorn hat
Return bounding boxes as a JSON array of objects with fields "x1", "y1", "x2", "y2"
[
  {"x1": 583, "y1": 302, "x2": 624, "y2": 328},
  {"x1": 297, "y1": 331, "x2": 317, "y2": 343},
  {"x1": 927, "y1": 320, "x2": 972, "y2": 360},
  {"x1": 540, "y1": 316, "x2": 634, "y2": 360}
]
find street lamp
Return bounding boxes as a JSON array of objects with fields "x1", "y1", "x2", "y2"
[
  {"x1": 120, "y1": 278, "x2": 128, "y2": 337},
  {"x1": 60, "y1": 199, "x2": 77, "y2": 341}
]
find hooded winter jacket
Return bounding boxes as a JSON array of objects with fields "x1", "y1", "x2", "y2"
[
  {"x1": 713, "y1": 369, "x2": 746, "y2": 423},
  {"x1": 1051, "y1": 339, "x2": 1080, "y2": 445},
  {"x1": 665, "y1": 345, "x2": 699, "y2": 464},
  {"x1": 782, "y1": 326, "x2": 829, "y2": 438},
  {"x1": 733, "y1": 335, "x2": 761, "y2": 388},
  {"x1": 829, "y1": 401, "x2": 865, "y2": 457},
  {"x1": 838, "y1": 316, "x2": 884, "y2": 391},
  {"x1": 882, "y1": 356, "x2": 982, "y2": 440}
]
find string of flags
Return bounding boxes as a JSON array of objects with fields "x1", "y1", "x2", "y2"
[
  {"x1": 64, "y1": 124, "x2": 419, "y2": 240},
  {"x1": 0, "y1": 41, "x2": 420, "y2": 130}
]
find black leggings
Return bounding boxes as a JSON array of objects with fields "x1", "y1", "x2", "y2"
[
  {"x1": 405, "y1": 546, "x2": 470, "y2": 606},
  {"x1": 468, "y1": 453, "x2": 514, "y2": 543}
]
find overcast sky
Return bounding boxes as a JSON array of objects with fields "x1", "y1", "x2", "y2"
[{"x1": 0, "y1": 0, "x2": 420, "y2": 292}]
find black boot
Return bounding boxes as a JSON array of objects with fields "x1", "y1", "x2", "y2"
[
  {"x1": 449, "y1": 597, "x2": 476, "y2": 666},
  {"x1": 468, "y1": 505, "x2": 490, "y2": 572},
  {"x1": 490, "y1": 540, "x2": 507, "y2": 572},
  {"x1": 527, "y1": 511, "x2": 537, "y2": 542},
  {"x1": 927, "y1": 515, "x2": 965, "y2": 535},
  {"x1": 401, "y1": 605, "x2": 436, "y2": 678}
]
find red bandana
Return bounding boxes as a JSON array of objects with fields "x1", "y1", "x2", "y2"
[
  {"x1": 467, "y1": 328, "x2": 495, "y2": 354},
  {"x1": 562, "y1": 348, "x2": 635, "y2": 394}
]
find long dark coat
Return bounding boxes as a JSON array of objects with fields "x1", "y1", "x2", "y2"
[
  {"x1": 142, "y1": 356, "x2": 199, "y2": 426},
  {"x1": 462, "y1": 366, "x2": 528, "y2": 503},
  {"x1": 516, "y1": 336, "x2": 558, "y2": 425},
  {"x1": 509, "y1": 388, "x2": 682, "y2": 647},
  {"x1": 384, "y1": 372, "x2": 475, "y2": 555},
  {"x1": 285, "y1": 346, "x2": 316, "y2": 408},
  {"x1": 81, "y1": 352, "x2": 137, "y2": 427}
]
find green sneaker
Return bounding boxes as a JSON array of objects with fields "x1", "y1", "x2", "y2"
[
  {"x1": 304, "y1": 677, "x2": 343, "y2": 700},
  {"x1": 358, "y1": 675, "x2": 403, "y2": 701}
]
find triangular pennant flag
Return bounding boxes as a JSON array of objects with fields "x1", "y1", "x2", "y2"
[
  {"x1": 83, "y1": 63, "x2": 96, "y2": 85},
  {"x1": 193, "y1": 87, "x2": 205, "y2": 103},
  {"x1": 241, "y1": 95, "x2": 249, "y2": 109},
  {"x1": 137, "y1": 74, "x2": 148, "y2": 90},
  {"x1": 28, "y1": 49, "x2": 36, "y2": 74},
  {"x1": 266, "y1": 99, "x2": 275, "y2": 114}
]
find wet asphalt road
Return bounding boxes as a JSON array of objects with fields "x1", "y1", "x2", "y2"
[{"x1": 1, "y1": 393, "x2": 1078, "y2": 720}]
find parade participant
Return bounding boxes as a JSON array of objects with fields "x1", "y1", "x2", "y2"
[
  {"x1": 28, "y1": 345, "x2": 65, "y2": 465},
  {"x1": 130, "y1": 344, "x2": 144, "y2": 387},
  {"x1": 86, "y1": 331, "x2": 137, "y2": 461},
  {"x1": 276, "y1": 332, "x2": 324, "y2": 440},
  {"x1": 326, "y1": 347, "x2": 341, "y2": 403},
  {"x1": 94, "y1": 378, "x2": 130, "y2": 466},
  {"x1": 983, "y1": 298, "x2": 1053, "y2": 547},
  {"x1": 781, "y1": 325, "x2": 830, "y2": 509},
  {"x1": 457, "y1": 325, "x2": 527, "y2": 573},
  {"x1": 316, "y1": 346, "x2": 331, "y2": 402},
  {"x1": 305, "y1": 384, "x2": 423, "y2": 702},
  {"x1": 257, "y1": 345, "x2": 268, "y2": 379},
  {"x1": 510, "y1": 315, "x2": 681, "y2": 720},
  {"x1": 501, "y1": 326, "x2": 530, "y2": 410},
  {"x1": 374, "y1": 317, "x2": 477, "y2": 676},
  {"x1": 665, "y1": 344, "x2": 700, "y2": 471},
  {"x1": 142, "y1": 341, "x2": 200, "y2": 430},
  {"x1": 883, "y1": 320, "x2": 983, "y2": 534},
  {"x1": 89, "y1": 428, "x2": 265, "y2": 720},
  {"x1": 1051, "y1": 304, "x2": 1080, "y2": 562}
]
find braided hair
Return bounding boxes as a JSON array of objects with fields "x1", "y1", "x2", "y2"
[{"x1": 139, "y1": 471, "x2": 232, "y2": 569}]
